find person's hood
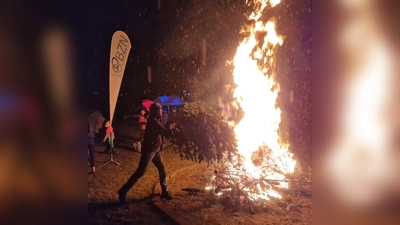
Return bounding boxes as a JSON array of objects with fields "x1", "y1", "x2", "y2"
[{"x1": 149, "y1": 103, "x2": 162, "y2": 119}]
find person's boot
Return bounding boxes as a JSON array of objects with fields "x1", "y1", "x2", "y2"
[
  {"x1": 160, "y1": 191, "x2": 173, "y2": 200},
  {"x1": 118, "y1": 188, "x2": 126, "y2": 205}
]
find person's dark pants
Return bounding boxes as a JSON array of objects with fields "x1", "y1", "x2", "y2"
[
  {"x1": 119, "y1": 150, "x2": 168, "y2": 194},
  {"x1": 140, "y1": 130, "x2": 145, "y2": 143},
  {"x1": 88, "y1": 137, "x2": 95, "y2": 167}
]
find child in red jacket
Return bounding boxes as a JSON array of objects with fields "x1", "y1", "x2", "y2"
[{"x1": 103, "y1": 121, "x2": 116, "y2": 154}]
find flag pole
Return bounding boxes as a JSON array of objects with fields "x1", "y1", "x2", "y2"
[{"x1": 103, "y1": 30, "x2": 131, "y2": 167}]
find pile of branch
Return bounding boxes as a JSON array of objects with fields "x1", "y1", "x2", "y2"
[{"x1": 169, "y1": 102, "x2": 300, "y2": 208}]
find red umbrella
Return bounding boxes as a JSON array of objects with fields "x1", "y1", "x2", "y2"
[{"x1": 142, "y1": 100, "x2": 154, "y2": 111}]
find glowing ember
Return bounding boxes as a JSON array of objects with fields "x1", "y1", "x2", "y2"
[{"x1": 214, "y1": 0, "x2": 296, "y2": 201}]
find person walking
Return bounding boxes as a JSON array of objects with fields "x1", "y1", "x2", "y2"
[{"x1": 118, "y1": 103, "x2": 173, "y2": 204}]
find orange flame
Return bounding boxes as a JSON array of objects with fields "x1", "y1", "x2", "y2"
[{"x1": 222, "y1": 0, "x2": 296, "y2": 200}]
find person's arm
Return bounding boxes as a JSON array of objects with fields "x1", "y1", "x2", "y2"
[
  {"x1": 153, "y1": 118, "x2": 172, "y2": 137},
  {"x1": 103, "y1": 128, "x2": 109, "y2": 142}
]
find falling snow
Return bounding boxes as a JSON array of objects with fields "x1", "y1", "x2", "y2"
[{"x1": 87, "y1": 0, "x2": 311, "y2": 155}]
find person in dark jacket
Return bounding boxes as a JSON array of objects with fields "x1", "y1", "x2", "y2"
[
  {"x1": 88, "y1": 110, "x2": 105, "y2": 173},
  {"x1": 118, "y1": 103, "x2": 173, "y2": 204}
]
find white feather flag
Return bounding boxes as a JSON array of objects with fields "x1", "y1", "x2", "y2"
[{"x1": 109, "y1": 31, "x2": 131, "y2": 124}]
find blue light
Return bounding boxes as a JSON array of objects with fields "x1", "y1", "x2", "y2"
[
  {"x1": 173, "y1": 99, "x2": 180, "y2": 104},
  {"x1": 160, "y1": 96, "x2": 168, "y2": 101}
]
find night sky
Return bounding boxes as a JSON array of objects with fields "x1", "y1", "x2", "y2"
[{"x1": 87, "y1": 0, "x2": 311, "y2": 153}]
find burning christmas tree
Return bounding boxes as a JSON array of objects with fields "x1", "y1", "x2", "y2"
[{"x1": 169, "y1": 0, "x2": 299, "y2": 212}]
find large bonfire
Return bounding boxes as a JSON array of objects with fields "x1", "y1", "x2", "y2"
[{"x1": 171, "y1": 0, "x2": 296, "y2": 210}]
